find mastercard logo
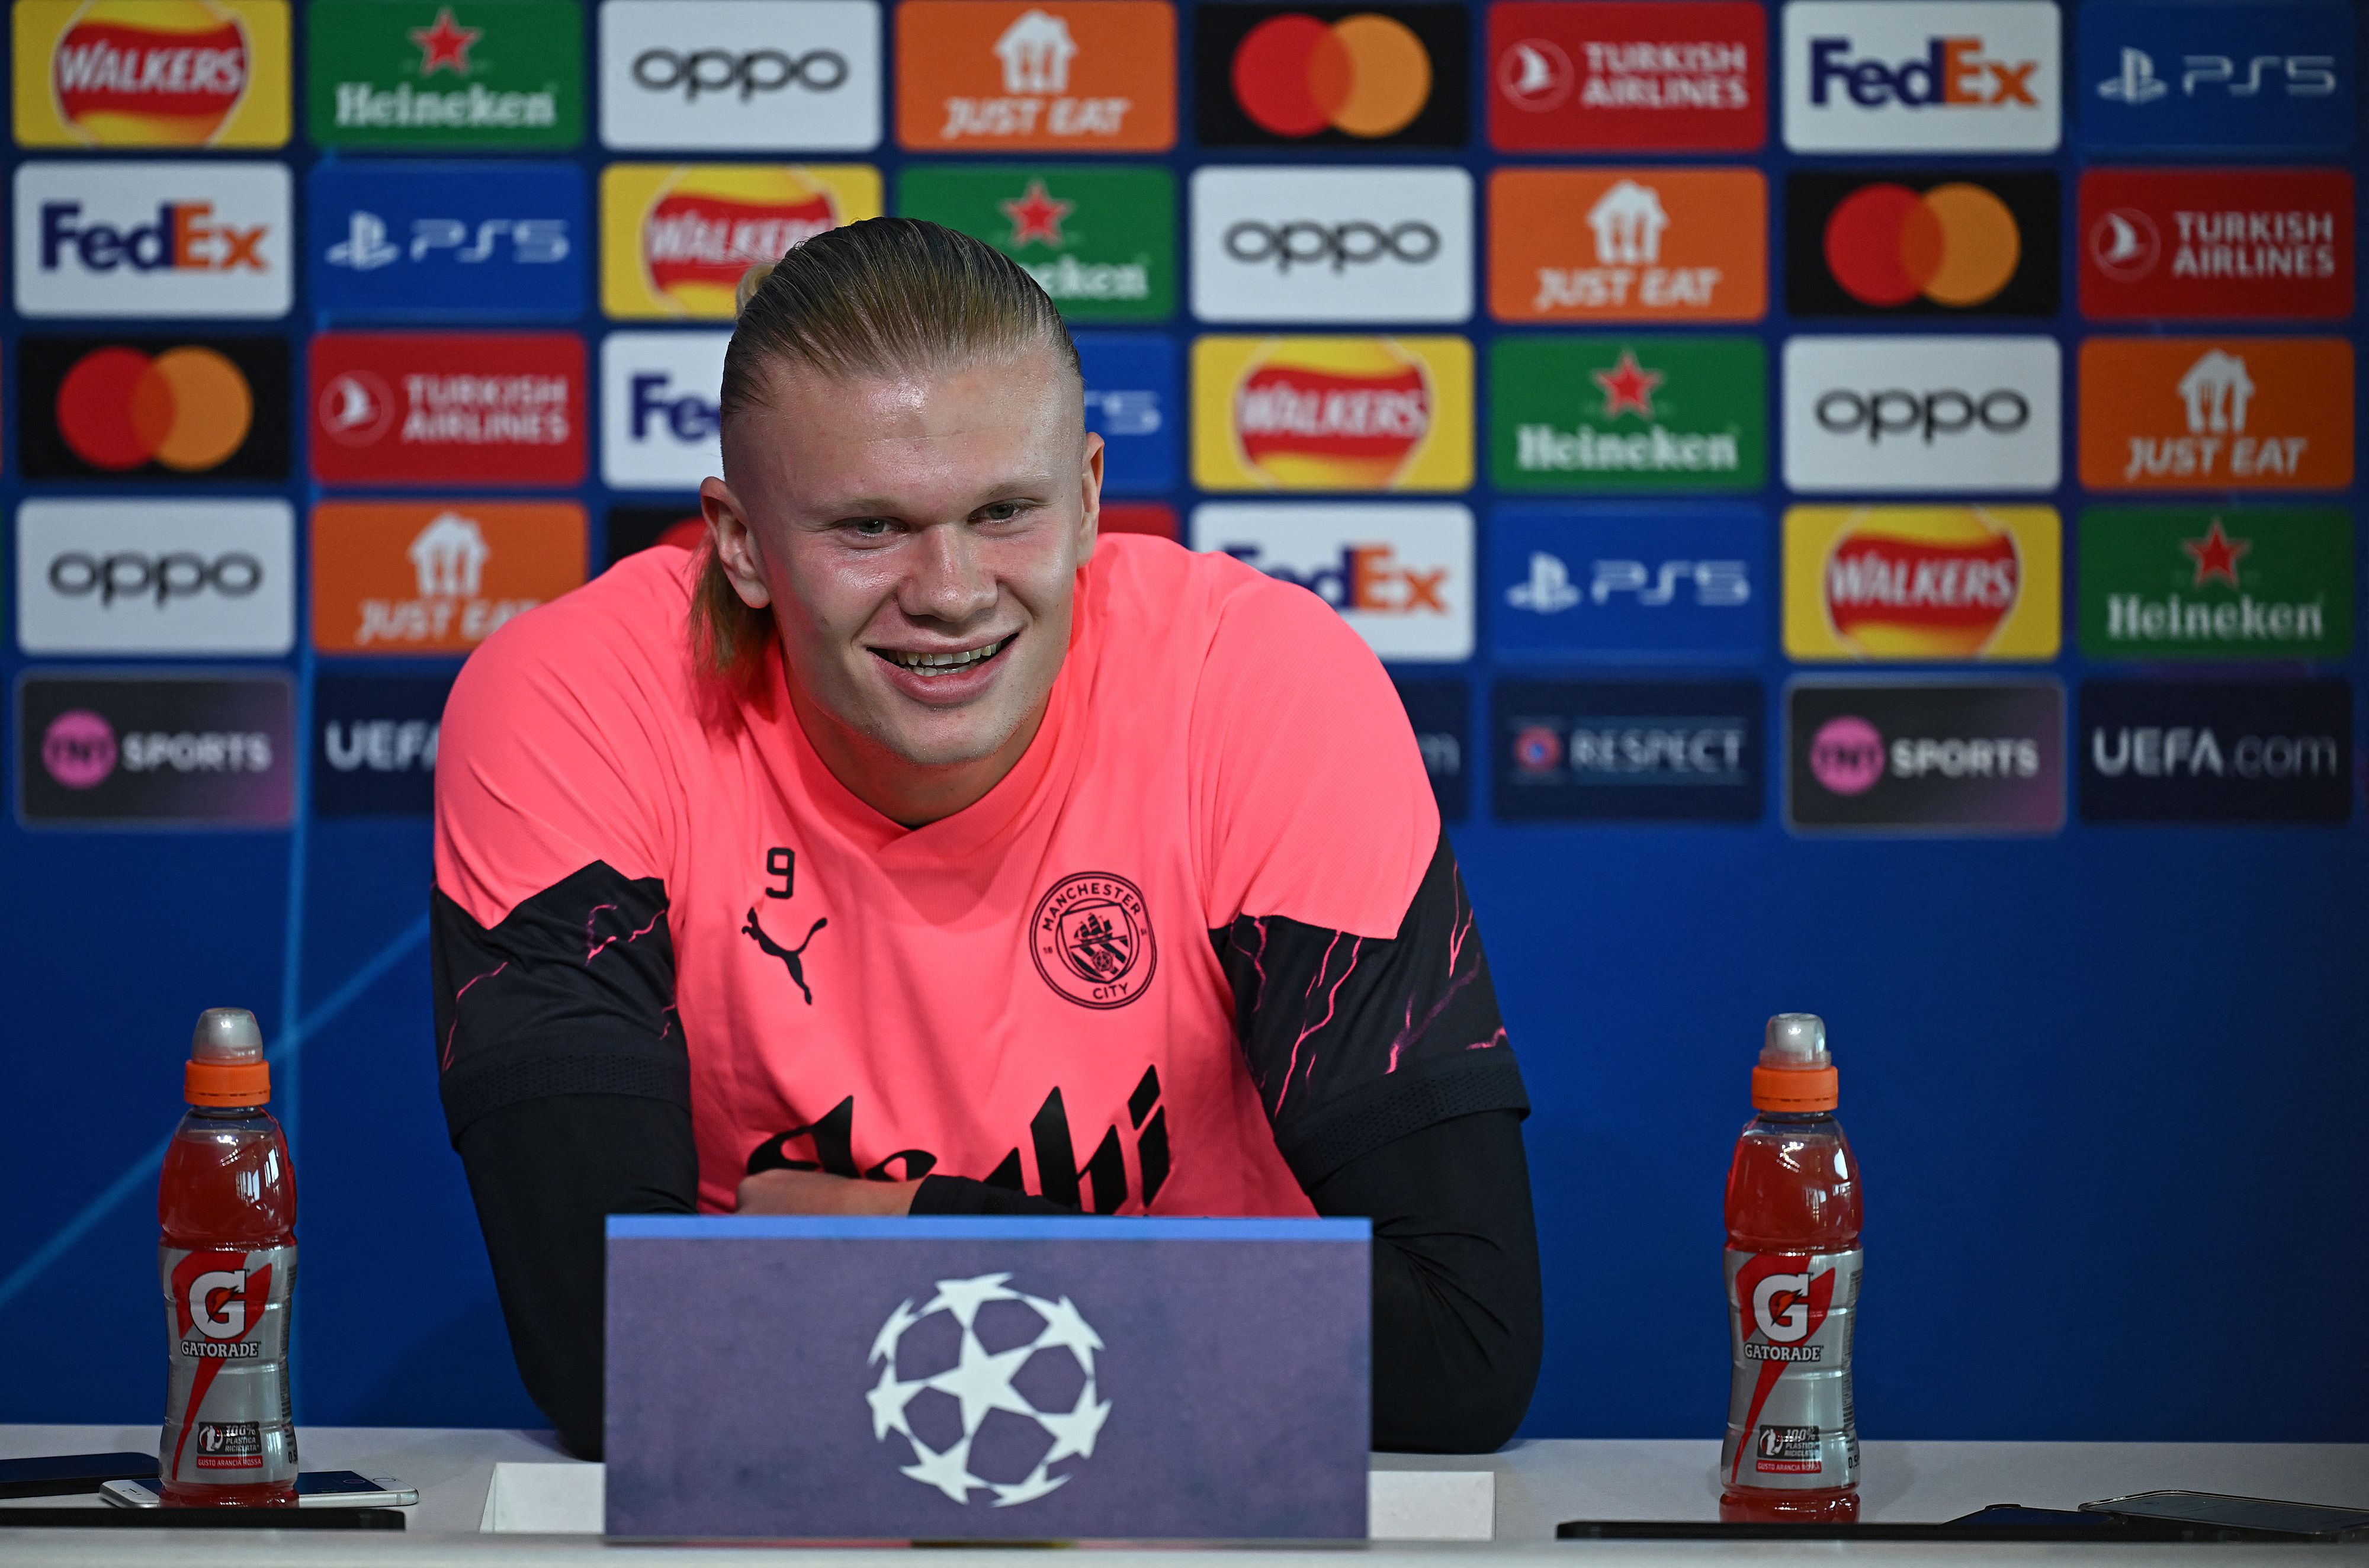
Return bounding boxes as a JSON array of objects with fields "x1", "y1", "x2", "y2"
[
  {"x1": 1232, "y1": 12, "x2": 1431, "y2": 139},
  {"x1": 643, "y1": 166, "x2": 842, "y2": 315},
  {"x1": 56, "y1": 345, "x2": 253, "y2": 472},
  {"x1": 49, "y1": 1, "x2": 250, "y2": 146},
  {"x1": 1823, "y1": 182, "x2": 2021, "y2": 310},
  {"x1": 1234, "y1": 338, "x2": 1431, "y2": 487},
  {"x1": 1824, "y1": 509, "x2": 2019, "y2": 657}
]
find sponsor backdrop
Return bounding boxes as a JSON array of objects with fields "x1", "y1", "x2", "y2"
[{"x1": 2, "y1": 0, "x2": 2364, "y2": 1449}]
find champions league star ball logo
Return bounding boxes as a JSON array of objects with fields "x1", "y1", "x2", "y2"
[{"x1": 866, "y1": 1273, "x2": 1113, "y2": 1506}]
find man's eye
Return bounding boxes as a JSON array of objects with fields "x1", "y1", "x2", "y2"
[
  {"x1": 844, "y1": 518, "x2": 894, "y2": 538},
  {"x1": 980, "y1": 502, "x2": 1028, "y2": 523}
]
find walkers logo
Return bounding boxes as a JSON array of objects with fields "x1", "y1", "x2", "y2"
[
  {"x1": 1190, "y1": 166, "x2": 1471, "y2": 324},
  {"x1": 313, "y1": 673, "x2": 454, "y2": 818},
  {"x1": 1783, "y1": 336, "x2": 2059, "y2": 494},
  {"x1": 18, "y1": 673, "x2": 293, "y2": 827},
  {"x1": 1196, "y1": 4, "x2": 1465, "y2": 149},
  {"x1": 2080, "y1": 680, "x2": 2350, "y2": 824},
  {"x1": 1077, "y1": 333, "x2": 1178, "y2": 495},
  {"x1": 605, "y1": 505, "x2": 705, "y2": 568},
  {"x1": 309, "y1": 159, "x2": 583, "y2": 322},
  {"x1": 602, "y1": 331, "x2": 727, "y2": 491},
  {"x1": 1783, "y1": 1, "x2": 2060, "y2": 153},
  {"x1": 2079, "y1": 338, "x2": 2352, "y2": 492},
  {"x1": 897, "y1": 165, "x2": 1174, "y2": 322},
  {"x1": 1492, "y1": 677, "x2": 1764, "y2": 822},
  {"x1": 2079, "y1": 506, "x2": 2350, "y2": 663},
  {"x1": 14, "y1": 160, "x2": 290, "y2": 319},
  {"x1": 17, "y1": 335, "x2": 287, "y2": 481},
  {"x1": 1189, "y1": 502, "x2": 1473, "y2": 661},
  {"x1": 1491, "y1": 335, "x2": 1765, "y2": 494},
  {"x1": 1490, "y1": 504, "x2": 1766, "y2": 661},
  {"x1": 1393, "y1": 676, "x2": 1468, "y2": 821},
  {"x1": 16, "y1": 499, "x2": 293, "y2": 656},
  {"x1": 2077, "y1": 2, "x2": 2352, "y2": 154},
  {"x1": 1491, "y1": 169, "x2": 1765, "y2": 323},
  {"x1": 1784, "y1": 506, "x2": 2060, "y2": 662},
  {"x1": 13, "y1": 0, "x2": 288, "y2": 147},
  {"x1": 897, "y1": 1, "x2": 1174, "y2": 152},
  {"x1": 310, "y1": 332, "x2": 585, "y2": 487},
  {"x1": 1786, "y1": 171, "x2": 2056, "y2": 317},
  {"x1": 1192, "y1": 336, "x2": 1472, "y2": 493},
  {"x1": 311, "y1": 502, "x2": 586, "y2": 655},
  {"x1": 1786, "y1": 680, "x2": 2064, "y2": 834},
  {"x1": 2078, "y1": 170, "x2": 2352, "y2": 322},
  {"x1": 599, "y1": 0, "x2": 881, "y2": 152},
  {"x1": 602, "y1": 163, "x2": 880, "y2": 319},
  {"x1": 307, "y1": 1, "x2": 581, "y2": 149},
  {"x1": 1487, "y1": 2, "x2": 1765, "y2": 152}
]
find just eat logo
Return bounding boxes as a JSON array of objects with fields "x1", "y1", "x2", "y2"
[{"x1": 1783, "y1": 3, "x2": 2060, "y2": 154}]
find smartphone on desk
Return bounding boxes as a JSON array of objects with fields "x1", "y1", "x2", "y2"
[
  {"x1": 2084, "y1": 1491, "x2": 2369, "y2": 1541},
  {"x1": 99, "y1": 1471, "x2": 417, "y2": 1509}
]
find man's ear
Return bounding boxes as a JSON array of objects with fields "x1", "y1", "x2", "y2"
[
  {"x1": 701, "y1": 476, "x2": 771, "y2": 609},
  {"x1": 1076, "y1": 430, "x2": 1105, "y2": 562}
]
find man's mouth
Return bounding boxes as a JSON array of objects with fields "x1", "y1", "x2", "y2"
[{"x1": 872, "y1": 635, "x2": 1015, "y2": 677}]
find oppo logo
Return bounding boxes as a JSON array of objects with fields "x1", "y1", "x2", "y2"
[
  {"x1": 631, "y1": 47, "x2": 848, "y2": 101},
  {"x1": 1814, "y1": 387, "x2": 2030, "y2": 445},
  {"x1": 49, "y1": 550, "x2": 263, "y2": 606},
  {"x1": 1222, "y1": 219, "x2": 1440, "y2": 274}
]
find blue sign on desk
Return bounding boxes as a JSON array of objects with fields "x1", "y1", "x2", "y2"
[
  {"x1": 1077, "y1": 333, "x2": 1178, "y2": 496},
  {"x1": 1489, "y1": 505, "x2": 1768, "y2": 663},
  {"x1": 604, "y1": 1216, "x2": 1370, "y2": 1542},
  {"x1": 2076, "y1": 2, "x2": 2356, "y2": 153},
  {"x1": 306, "y1": 160, "x2": 586, "y2": 321}
]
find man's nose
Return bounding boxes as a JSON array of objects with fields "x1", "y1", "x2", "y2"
[{"x1": 899, "y1": 522, "x2": 999, "y2": 625}]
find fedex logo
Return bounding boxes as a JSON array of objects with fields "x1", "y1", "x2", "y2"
[
  {"x1": 602, "y1": 330, "x2": 728, "y2": 490},
  {"x1": 1784, "y1": 3, "x2": 2060, "y2": 153},
  {"x1": 14, "y1": 162, "x2": 290, "y2": 318},
  {"x1": 1189, "y1": 503, "x2": 1473, "y2": 662}
]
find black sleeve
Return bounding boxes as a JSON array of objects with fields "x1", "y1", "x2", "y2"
[
  {"x1": 1307, "y1": 1110, "x2": 1542, "y2": 1454},
  {"x1": 455, "y1": 1093, "x2": 697, "y2": 1459}
]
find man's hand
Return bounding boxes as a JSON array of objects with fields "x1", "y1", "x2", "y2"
[{"x1": 735, "y1": 1168, "x2": 921, "y2": 1216}]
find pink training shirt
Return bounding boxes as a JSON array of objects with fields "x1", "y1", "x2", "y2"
[{"x1": 432, "y1": 534, "x2": 1523, "y2": 1216}]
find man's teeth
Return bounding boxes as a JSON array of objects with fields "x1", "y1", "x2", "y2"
[{"x1": 886, "y1": 637, "x2": 1007, "y2": 673}]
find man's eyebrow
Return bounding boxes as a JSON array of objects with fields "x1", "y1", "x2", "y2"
[{"x1": 807, "y1": 478, "x2": 1061, "y2": 518}]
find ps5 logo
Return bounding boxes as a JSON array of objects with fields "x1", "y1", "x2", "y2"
[
  {"x1": 325, "y1": 209, "x2": 571, "y2": 270},
  {"x1": 1505, "y1": 551, "x2": 1750, "y2": 614},
  {"x1": 2096, "y1": 47, "x2": 2336, "y2": 104},
  {"x1": 1083, "y1": 389, "x2": 1160, "y2": 437}
]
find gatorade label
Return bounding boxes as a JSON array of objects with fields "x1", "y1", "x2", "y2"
[
  {"x1": 159, "y1": 1245, "x2": 298, "y2": 1487},
  {"x1": 1722, "y1": 1248, "x2": 1861, "y2": 1492}
]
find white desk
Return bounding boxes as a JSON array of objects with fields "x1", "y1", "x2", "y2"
[{"x1": 3, "y1": 1424, "x2": 2364, "y2": 1565}]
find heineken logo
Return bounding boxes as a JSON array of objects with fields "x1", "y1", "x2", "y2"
[
  {"x1": 898, "y1": 165, "x2": 1174, "y2": 321},
  {"x1": 310, "y1": 1, "x2": 582, "y2": 148},
  {"x1": 1002, "y1": 178, "x2": 1071, "y2": 246},
  {"x1": 2081, "y1": 506, "x2": 2351, "y2": 661},
  {"x1": 1493, "y1": 336, "x2": 1764, "y2": 491}
]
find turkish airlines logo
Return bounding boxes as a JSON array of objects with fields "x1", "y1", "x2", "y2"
[
  {"x1": 1190, "y1": 166, "x2": 1470, "y2": 323},
  {"x1": 1487, "y1": 2, "x2": 1764, "y2": 152},
  {"x1": 309, "y1": 332, "x2": 585, "y2": 486},
  {"x1": 1783, "y1": 2, "x2": 2060, "y2": 153},
  {"x1": 2077, "y1": 168, "x2": 2351, "y2": 321},
  {"x1": 599, "y1": 0, "x2": 880, "y2": 152}
]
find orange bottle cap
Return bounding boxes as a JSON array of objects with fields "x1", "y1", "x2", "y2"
[
  {"x1": 185, "y1": 1007, "x2": 270, "y2": 1107},
  {"x1": 1752, "y1": 1013, "x2": 1839, "y2": 1111}
]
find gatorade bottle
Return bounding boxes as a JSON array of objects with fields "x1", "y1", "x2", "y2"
[
  {"x1": 159, "y1": 1008, "x2": 298, "y2": 1507},
  {"x1": 1720, "y1": 1013, "x2": 1862, "y2": 1524}
]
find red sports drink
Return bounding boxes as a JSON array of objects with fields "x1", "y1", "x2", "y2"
[
  {"x1": 158, "y1": 1008, "x2": 298, "y2": 1506},
  {"x1": 1720, "y1": 1013, "x2": 1862, "y2": 1524}
]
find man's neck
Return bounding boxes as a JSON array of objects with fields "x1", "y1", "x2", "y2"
[{"x1": 785, "y1": 680, "x2": 1051, "y2": 829}]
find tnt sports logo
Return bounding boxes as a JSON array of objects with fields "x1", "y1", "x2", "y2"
[
  {"x1": 1031, "y1": 873, "x2": 1156, "y2": 1008},
  {"x1": 1191, "y1": 502, "x2": 1474, "y2": 661},
  {"x1": 1229, "y1": 12, "x2": 1431, "y2": 138},
  {"x1": 2079, "y1": 337, "x2": 2353, "y2": 492},
  {"x1": 12, "y1": 0, "x2": 290, "y2": 149},
  {"x1": 897, "y1": 1, "x2": 1175, "y2": 151},
  {"x1": 866, "y1": 1273, "x2": 1110, "y2": 1506},
  {"x1": 1783, "y1": 1, "x2": 2060, "y2": 153},
  {"x1": 1785, "y1": 680, "x2": 2065, "y2": 833},
  {"x1": 601, "y1": 163, "x2": 881, "y2": 319},
  {"x1": 15, "y1": 160, "x2": 290, "y2": 318},
  {"x1": 41, "y1": 709, "x2": 119, "y2": 789},
  {"x1": 599, "y1": 0, "x2": 880, "y2": 152},
  {"x1": 1192, "y1": 336, "x2": 1472, "y2": 493},
  {"x1": 1806, "y1": 715, "x2": 1883, "y2": 796},
  {"x1": 1784, "y1": 505, "x2": 2062, "y2": 663},
  {"x1": 1189, "y1": 166, "x2": 1471, "y2": 325}
]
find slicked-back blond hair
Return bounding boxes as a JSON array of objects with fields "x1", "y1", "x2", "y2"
[{"x1": 694, "y1": 217, "x2": 1081, "y2": 680}]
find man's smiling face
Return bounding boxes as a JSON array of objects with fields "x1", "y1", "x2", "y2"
[{"x1": 704, "y1": 345, "x2": 1102, "y2": 819}]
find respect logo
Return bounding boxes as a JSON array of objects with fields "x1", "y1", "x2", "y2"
[
  {"x1": 897, "y1": 1, "x2": 1174, "y2": 151},
  {"x1": 1196, "y1": 4, "x2": 1465, "y2": 148},
  {"x1": 2078, "y1": 169, "x2": 2352, "y2": 322},
  {"x1": 1785, "y1": 171, "x2": 2057, "y2": 317},
  {"x1": 1783, "y1": 1, "x2": 2061, "y2": 153},
  {"x1": 1491, "y1": 168, "x2": 1764, "y2": 323},
  {"x1": 1491, "y1": 335, "x2": 1765, "y2": 493},
  {"x1": 13, "y1": 0, "x2": 289, "y2": 147},
  {"x1": 897, "y1": 165, "x2": 1174, "y2": 322},
  {"x1": 1784, "y1": 506, "x2": 2060, "y2": 662},
  {"x1": 601, "y1": 163, "x2": 879, "y2": 320},
  {"x1": 1487, "y1": 2, "x2": 1765, "y2": 152},
  {"x1": 1190, "y1": 166, "x2": 1471, "y2": 325},
  {"x1": 2079, "y1": 337, "x2": 2352, "y2": 491},
  {"x1": 311, "y1": 501, "x2": 585, "y2": 654},
  {"x1": 17, "y1": 335, "x2": 287, "y2": 481},
  {"x1": 1192, "y1": 336, "x2": 1471, "y2": 492}
]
